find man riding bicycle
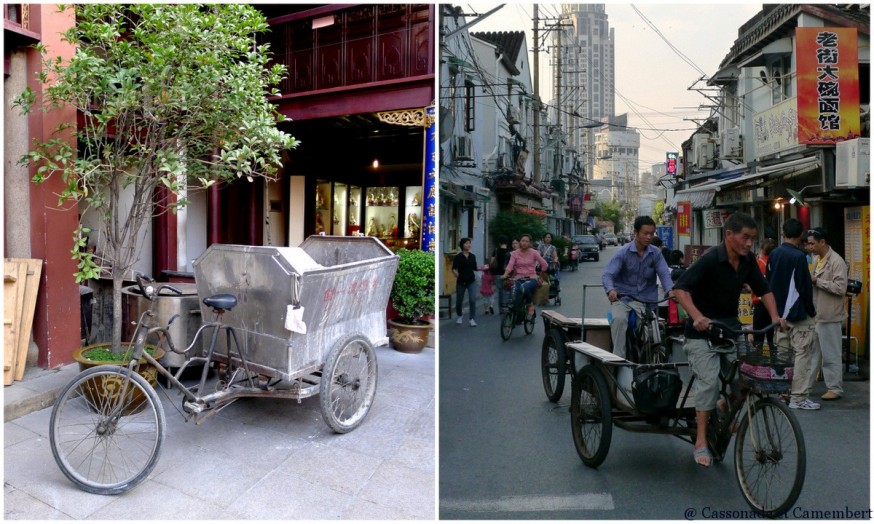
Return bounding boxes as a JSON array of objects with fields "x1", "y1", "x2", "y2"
[
  {"x1": 673, "y1": 212, "x2": 785, "y2": 468},
  {"x1": 502, "y1": 233, "x2": 549, "y2": 314},
  {"x1": 602, "y1": 216, "x2": 675, "y2": 359}
]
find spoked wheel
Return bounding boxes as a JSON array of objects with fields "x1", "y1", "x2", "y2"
[
  {"x1": 523, "y1": 308, "x2": 537, "y2": 334},
  {"x1": 50, "y1": 365, "x2": 165, "y2": 495},
  {"x1": 541, "y1": 328, "x2": 569, "y2": 402},
  {"x1": 500, "y1": 312, "x2": 515, "y2": 341},
  {"x1": 320, "y1": 334, "x2": 378, "y2": 433},
  {"x1": 734, "y1": 397, "x2": 806, "y2": 518},
  {"x1": 570, "y1": 365, "x2": 612, "y2": 468}
]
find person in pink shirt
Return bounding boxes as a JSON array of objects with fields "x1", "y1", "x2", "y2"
[{"x1": 502, "y1": 233, "x2": 549, "y2": 313}]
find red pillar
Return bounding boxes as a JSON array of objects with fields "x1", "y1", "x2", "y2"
[
  {"x1": 207, "y1": 183, "x2": 223, "y2": 246},
  {"x1": 152, "y1": 185, "x2": 178, "y2": 278},
  {"x1": 27, "y1": 5, "x2": 81, "y2": 367}
]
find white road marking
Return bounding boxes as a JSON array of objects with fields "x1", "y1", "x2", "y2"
[{"x1": 441, "y1": 493, "x2": 615, "y2": 513}]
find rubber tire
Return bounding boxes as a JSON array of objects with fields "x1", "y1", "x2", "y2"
[
  {"x1": 500, "y1": 312, "x2": 514, "y2": 341},
  {"x1": 734, "y1": 397, "x2": 806, "y2": 518},
  {"x1": 541, "y1": 328, "x2": 568, "y2": 402},
  {"x1": 523, "y1": 308, "x2": 536, "y2": 334},
  {"x1": 50, "y1": 365, "x2": 165, "y2": 495},
  {"x1": 571, "y1": 365, "x2": 613, "y2": 468},
  {"x1": 595, "y1": 254, "x2": 599, "y2": 262},
  {"x1": 319, "y1": 333, "x2": 378, "y2": 433}
]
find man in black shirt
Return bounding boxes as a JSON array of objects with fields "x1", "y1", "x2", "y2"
[{"x1": 673, "y1": 212, "x2": 784, "y2": 467}]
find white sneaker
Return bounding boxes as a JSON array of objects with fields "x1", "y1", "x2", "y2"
[
  {"x1": 469, "y1": 319, "x2": 477, "y2": 327},
  {"x1": 455, "y1": 316, "x2": 463, "y2": 325},
  {"x1": 789, "y1": 398, "x2": 821, "y2": 410}
]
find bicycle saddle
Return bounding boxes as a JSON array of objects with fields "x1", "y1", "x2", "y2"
[{"x1": 203, "y1": 294, "x2": 237, "y2": 311}]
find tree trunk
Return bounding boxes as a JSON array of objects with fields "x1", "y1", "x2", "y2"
[{"x1": 111, "y1": 270, "x2": 125, "y2": 355}]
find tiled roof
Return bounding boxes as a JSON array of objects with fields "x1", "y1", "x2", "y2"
[
  {"x1": 471, "y1": 31, "x2": 525, "y2": 75},
  {"x1": 719, "y1": 4, "x2": 870, "y2": 70}
]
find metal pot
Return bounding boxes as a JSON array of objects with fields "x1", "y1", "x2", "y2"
[{"x1": 122, "y1": 283, "x2": 201, "y2": 368}]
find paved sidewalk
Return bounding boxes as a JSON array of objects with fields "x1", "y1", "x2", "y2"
[{"x1": 4, "y1": 345, "x2": 435, "y2": 520}]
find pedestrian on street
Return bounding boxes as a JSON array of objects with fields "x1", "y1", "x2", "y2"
[
  {"x1": 752, "y1": 238, "x2": 778, "y2": 349},
  {"x1": 602, "y1": 216, "x2": 675, "y2": 359},
  {"x1": 452, "y1": 238, "x2": 480, "y2": 327},
  {"x1": 538, "y1": 232, "x2": 560, "y2": 278},
  {"x1": 673, "y1": 212, "x2": 784, "y2": 467},
  {"x1": 766, "y1": 218, "x2": 819, "y2": 410},
  {"x1": 806, "y1": 228, "x2": 848, "y2": 401}
]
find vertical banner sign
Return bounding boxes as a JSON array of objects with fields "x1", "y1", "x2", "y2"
[
  {"x1": 676, "y1": 201, "x2": 691, "y2": 235},
  {"x1": 656, "y1": 225, "x2": 673, "y2": 249},
  {"x1": 844, "y1": 206, "x2": 869, "y2": 356},
  {"x1": 796, "y1": 27, "x2": 861, "y2": 144},
  {"x1": 666, "y1": 152, "x2": 678, "y2": 178},
  {"x1": 422, "y1": 105, "x2": 437, "y2": 253}
]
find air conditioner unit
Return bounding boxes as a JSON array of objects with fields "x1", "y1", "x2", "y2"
[
  {"x1": 454, "y1": 135, "x2": 473, "y2": 160},
  {"x1": 836, "y1": 138, "x2": 870, "y2": 188},
  {"x1": 692, "y1": 134, "x2": 715, "y2": 169},
  {"x1": 474, "y1": 186, "x2": 491, "y2": 199},
  {"x1": 720, "y1": 127, "x2": 742, "y2": 158}
]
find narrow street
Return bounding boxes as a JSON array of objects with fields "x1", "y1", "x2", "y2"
[{"x1": 439, "y1": 246, "x2": 870, "y2": 519}]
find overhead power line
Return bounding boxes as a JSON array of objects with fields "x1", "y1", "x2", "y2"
[{"x1": 630, "y1": 4, "x2": 706, "y2": 76}]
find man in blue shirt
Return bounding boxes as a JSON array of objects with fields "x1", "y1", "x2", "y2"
[{"x1": 602, "y1": 216, "x2": 675, "y2": 359}]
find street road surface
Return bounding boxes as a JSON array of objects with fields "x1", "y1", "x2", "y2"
[{"x1": 439, "y1": 246, "x2": 870, "y2": 519}]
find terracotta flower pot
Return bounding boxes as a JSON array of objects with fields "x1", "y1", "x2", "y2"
[
  {"x1": 388, "y1": 318, "x2": 432, "y2": 353},
  {"x1": 72, "y1": 343, "x2": 165, "y2": 415}
]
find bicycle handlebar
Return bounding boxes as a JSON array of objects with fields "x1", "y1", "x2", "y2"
[
  {"x1": 616, "y1": 293, "x2": 673, "y2": 306},
  {"x1": 135, "y1": 273, "x2": 183, "y2": 300},
  {"x1": 708, "y1": 319, "x2": 780, "y2": 337}
]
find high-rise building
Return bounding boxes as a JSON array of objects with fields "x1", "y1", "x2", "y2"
[{"x1": 554, "y1": 4, "x2": 615, "y2": 180}]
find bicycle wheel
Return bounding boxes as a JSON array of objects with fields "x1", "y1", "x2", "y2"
[
  {"x1": 571, "y1": 365, "x2": 612, "y2": 468},
  {"x1": 500, "y1": 312, "x2": 515, "y2": 341},
  {"x1": 50, "y1": 365, "x2": 165, "y2": 495},
  {"x1": 523, "y1": 308, "x2": 537, "y2": 334},
  {"x1": 320, "y1": 333, "x2": 378, "y2": 433},
  {"x1": 541, "y1": 328, "x2": 568, "y2": 402},
  {"x1": 734, "y1": 397, "x2": 806, "y2": 518}
]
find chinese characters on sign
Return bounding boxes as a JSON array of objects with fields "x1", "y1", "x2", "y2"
[
  {"x1": 666, "y1": 152, "x2": 678, "y2": 177},
  {"x1": 703, "y1": 209, "x2": 733, "y2": 229},
  {"x1": 796, "y1": 27, "x2": 860, "y2": 144},
  {"x1": 753, "y1": 98, "x2": 799, "y2": 157},
  {"x1": 676, "y1": 201, "x2": 691, "y2": 235},
  {"x1": 422, "y1": 105, "x2": 436, "y2": 253}
]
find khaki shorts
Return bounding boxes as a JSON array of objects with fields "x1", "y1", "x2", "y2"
[{"x1": 684, "y1": 337, "x2": 737, "y2": 412}]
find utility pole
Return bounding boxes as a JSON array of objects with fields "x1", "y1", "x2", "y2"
[
  {"x1": 532, "y1": 4, "x2": 540, "y2": 184},
  {"x1": 553, "y1": 21, "x2": 562, "y2": 186}
]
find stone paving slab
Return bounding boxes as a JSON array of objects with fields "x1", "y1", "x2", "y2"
[{"x1": 3, "y1": 345, "x2": 436, "y2": 520}]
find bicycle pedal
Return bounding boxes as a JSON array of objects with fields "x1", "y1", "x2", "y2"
[{"x1": 183, "y1": 401, "x2": 204, "y2": 414}]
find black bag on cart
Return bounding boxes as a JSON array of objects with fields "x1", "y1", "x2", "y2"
[{"x1": 632, "y1": 368, "x2": 682, "y2": 415}]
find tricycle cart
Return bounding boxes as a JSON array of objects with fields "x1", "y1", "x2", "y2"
[
  {"x1": 539, "y1": 285, "x2": 805, "y2": 517},
  {"x1": 49, "y1": 236, "x2": 398, "y2": 495}
]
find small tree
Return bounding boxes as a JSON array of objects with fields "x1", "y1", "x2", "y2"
[
  {"x1": 489, "y1": 210, "x2": 547, "y2": 246},
  {"x1": 16, "y1": 4, "x2": 298, "y2": 354},
  {"x1": 599, "y1": 199, "x2": 624, "y2": 230}
]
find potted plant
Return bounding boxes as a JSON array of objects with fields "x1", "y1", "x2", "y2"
[
  {"x1": 15, "y1": 4, "x2": 297, "y2": 366},
  {"x1": 388, "y1": 248, "x2": 435, "y2": 353}
]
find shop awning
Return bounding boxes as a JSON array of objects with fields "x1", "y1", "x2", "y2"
[
  {"x1": 756, "y1": 156, "x2": 820, "y2": 180},
  {"x1": 440, "y1": 181, "x2": 480, "y2": 207},
  {"x1": 673, "y1": 171, "x2": 763, "y2": 209}
]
